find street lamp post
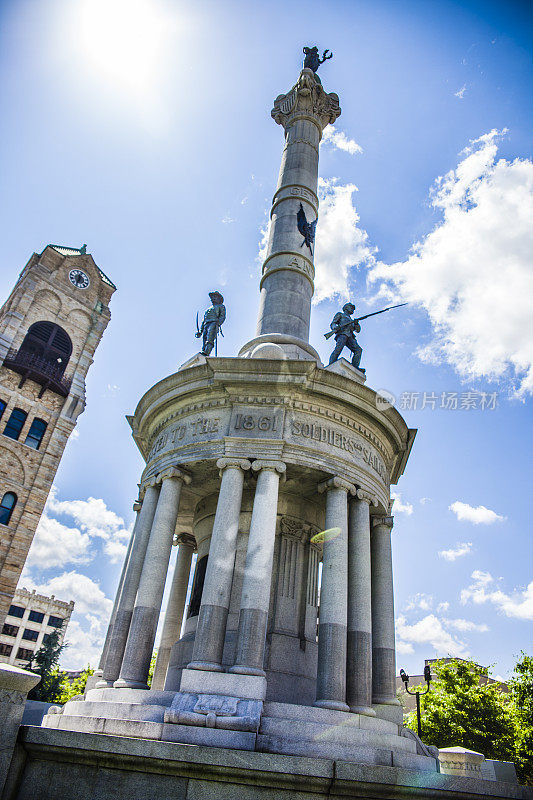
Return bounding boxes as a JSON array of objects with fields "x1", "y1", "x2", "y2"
[{"x1": 400, "y1": 664, "x2": 432, "y2": 739}]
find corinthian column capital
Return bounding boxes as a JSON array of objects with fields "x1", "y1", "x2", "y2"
[
  {"x1": 318, "y1": 476, "x2": 356, "y2": 495},
  {"x1": 173, "y1": 532, "x2": 197, "y2": 549},
  {"x1": 271, "y1": 68, "x2": 341, "y2": 133},
  {"x1": 216, "y1": 457, "x2": 252, "y2": 476}
]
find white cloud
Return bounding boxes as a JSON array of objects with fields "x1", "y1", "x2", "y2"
[
  {"x1": 26, "y1": 516, "x2": 91, "y2": 570},
  {"x1": 439, "y1": 541, "x2": 473, "y2": 561},
  {"x1": 405, "y1": 593, "x2": 433, "y2": 612},
  {"x1": 104, "y1": 539, "x2": 128, "y2": 564},
  {"x1": 419, "y1": 497, "x2": 432, "y2": 505},
  {"x1": 445, "y1": 617, "x2": 489, "y2": 633},
  {"x1": 396, "y1": 613, "x2": 469, "y2": 658},
  {"x1": 314, "y1": 178, "x2": 376, "y2": 303},
  {"x1": 48, "y1": 488, "x2": 131, "y2": 542},
  {"x1": 449, "y1": 501, "x2": 505, "y2": 525},
  {"x1": 391, "y1": 491, "x2": 413, "y2": 515},
  {"x1": 461, "y1": 571, "x2": 533, "y2": 621},
  {"x1": 369, "y1": 129, "x2": 533, "y2": 397},
  {"x1": 396, "y1": 640, "x2": 414, "y2": 655},
  {"x1": 437, "y1": 601, "x2": 450, "y2": 613},
  {"x1": 454, "y1": 84, "x2": 467, "y2": 99},
  {"x1": 322, "y1": 125, "x2": 363, "y2": 156},
  {"x1": 20, "y1": 571, "x2": 113, "y2": 670}
]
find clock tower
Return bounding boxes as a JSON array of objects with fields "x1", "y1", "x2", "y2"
[{"x1": 0, "y1": 244, "x2": 115, "y2": 627}]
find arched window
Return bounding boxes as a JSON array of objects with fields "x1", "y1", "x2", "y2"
[
  {"x1": 19, "y1": 321, "x2": 72, "y2": 376},
  {"x1": 0, "y1": 400, "x2": 6, "y2": 421},
  {"x1": 0, "y1": 492, "x2": 17, "y2": 525},
  {"x1": 3, "y1": 408, "x2": 27, "y2": 441},
  {"x1": 24, "y1": 418, "x2": 47, "y2": 450}
]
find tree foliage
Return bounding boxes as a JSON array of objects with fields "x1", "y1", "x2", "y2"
[
  {"x1": 26, "y1": 628, "x2": 68, "y2": 702},
  {"x1": 406, "y1": 657, "x2": 533, "y2": 785},
  {"x1": 56, "y1": 666, "x2": 94, "y2": 704}
]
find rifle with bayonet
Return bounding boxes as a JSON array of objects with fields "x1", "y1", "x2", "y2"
[{"x1": 324, "y1": 303, "x2": 408, "y2": 339}]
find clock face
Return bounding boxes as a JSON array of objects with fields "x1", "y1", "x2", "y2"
[{"x1": 69, "y1": 269, "x2": 90, "y2": 289}]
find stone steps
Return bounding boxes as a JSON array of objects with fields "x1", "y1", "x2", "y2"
[
  {"x1": 263, "y1": 701, "x2": 399, "y2": 734},
  {"x1": 42, "y1": 712, "x2": 163, "y2": 740},
  {"x1": 59, "y1": 700, "x2": 166, "y2": 722},
  {"x1": 85, "y1": 688, "x2": 175, "y2": 706},
  {"x1": 259, "y1": 715, "x2": 416, "y2": 752},
  {"x1": 257, "y1": 733, "x2": 437, "y2": 771}
]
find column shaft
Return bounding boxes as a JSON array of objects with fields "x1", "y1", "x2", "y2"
[
  {"x1": 116, "y1": 471, "x2": 186, "y2": 689},
  {"x1": 98, "y1": 484, "x2": 160, "y2": 686},
  {"x1": 347, "y1": 493, "x2": 375, "y2": 715},
  {"x1": 188, "y1": 459, "x2": 250, "y2": 671},
  {"x1": 98, "y1": 503, "x2": 138, "y2": 671},
  {"x1": 315, "y1": 479, "x2": 351, "y2": 712},
  {"x1": 151, "y1": 535, "x2": 195, "y2": 690},
  {"x1": 230, "y1": 461, "x2": 285, "y2": 676},
  {"x1": 371, "y1": 516, "x2": 398, "y2": 705}
]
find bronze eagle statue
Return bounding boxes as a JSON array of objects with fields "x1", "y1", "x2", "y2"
[{"x1": 297, "y1": 203, "x2": 318, "y2": 255}]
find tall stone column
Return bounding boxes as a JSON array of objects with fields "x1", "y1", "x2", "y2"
[
  {"x1": 239, "y1": 68, "x2": 340, "y2": 359},
  {"x1": 116, "y1": 468, "x2": 189, "y2": 689},
  {"x1": 97, "y1": 500, "x2": 140, "y2": 673},
  {"x1": 230, "y1": 460, "x2": 286, "y2": 676},
  {"x1": 151, "y1": 533, "x2": 196, "y2": 691},
  {"x1": 188, "y1": 458, "x2": 251, "y2": 671},
  {"x1": 347, "y1": 490, "x2": 376, "y2": 716},
  {"x1": 315, "y1": 477, "x2": 354, "y2": 712},
  {"x1": 97, "y1": 481, "x2": 160, "y2": 687},
  {"x1": 371, "y1": 515, "x2": 399, "y2": 705}
]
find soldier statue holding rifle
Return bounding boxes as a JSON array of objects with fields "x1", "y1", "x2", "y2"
[
  {"x1": 195, "y1": 291, "x2": 226, "y2": 356},
  {"x1": 326, "y1": 301, "x2": 407, "y2": 371}
]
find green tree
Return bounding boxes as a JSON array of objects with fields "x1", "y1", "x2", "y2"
[
  {"x1": 26, "y1": 628, "x2": 69, "y2": 703},
  {"x1": 406, "y1": 659, "x2": 515, "y2": 763},
  {"x1": 508, "y1": 653, "x2": 533, "y2": 785},
  {"x1": 147, "y1": 650, "x2": 157, "y2": 688},
  {"x1": 56, "y1": 666, "x2": 95, "y2": 704}
]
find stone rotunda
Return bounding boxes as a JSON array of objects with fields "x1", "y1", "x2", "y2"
[{"x1": 42, "y1": 61, "x2": 437, "y2": 771}]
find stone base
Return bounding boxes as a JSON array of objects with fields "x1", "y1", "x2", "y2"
[
  {"x1": 238, "y1": 333, "x2": 322, "y2": 363},
  {"x1": 324, "y1": 357, "x2": 367, "y2": 383},
  {"x1": 8, "y1": 726, "x2": 532, "y2": 800}
]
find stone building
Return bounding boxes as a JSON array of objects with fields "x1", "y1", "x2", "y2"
[
  {"x1": 0, "y1": 245, "x2": 115, "y2": 627},
  {"x1": 0, "y1": 587, "x2": 73, "y2": 666}
]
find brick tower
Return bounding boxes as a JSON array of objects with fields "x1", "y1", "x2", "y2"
[{"x1": 0, "y1": 245, "x2": 115, "y2": 626}]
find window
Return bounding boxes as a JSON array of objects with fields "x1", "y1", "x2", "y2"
[
  {"x1": 24, "y1": 418, "x2": 47, "y2": 450},
  {"x1": 0, "y1": 643, "x2": 13, "y2": 656},
  {"x1": 16, "y1": 647, "x2": 33, "y2": 661},
  {"x1": 28, "y1": 610, "x2": 44, "y2": 624},
  {"x1": 0, "y1": 400, "x2": 6, "y2": 421},
  {"x1": 43, "y1": 633, "x2": 50, "y2": 644},
  {"x1": 19, "y1": 321, "x2": 72, "y2": 375},
  {"x1": 0, "y1": 493, "x2": 17, "y2": 526},
  {"x1": 22, "y1": 628, "x2": 39, "y2": 642},
  {"x1": 2, "y1": 623, "x2": 18, "y2": 637},
  {"x1": 3, "y1": 408, "x2": 27, "y2": 441},
  {"x1": 8, "y1": 604, "x2": 24, "y2": 618},
  {"x1": 47, "y1": 615, "x2": 63, "y2": 628}
]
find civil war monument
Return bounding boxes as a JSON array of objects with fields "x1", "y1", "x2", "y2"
[{"x1": 3, "y1": 48, "x2": 530, "y2": 800}]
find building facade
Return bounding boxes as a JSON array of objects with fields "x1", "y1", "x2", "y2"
[
  {"x1": 0, "y1": 245, "x2": 115, "y2": 627},
  {"x1": 0, "y1": 586, "x2": 73, "y2": 666}
]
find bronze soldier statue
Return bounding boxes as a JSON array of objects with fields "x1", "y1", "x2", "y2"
[
  {"x1": 196, "y1": 291, "x2": 226, "y2": 356},
  {"x1": 328, "y1": 302, "x2": 365, "y2": 372}
]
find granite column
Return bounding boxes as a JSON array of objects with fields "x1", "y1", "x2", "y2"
[
  {"x1": 230, "y1": 460, "x2": 286, "y2": 676},
  {"x1": 116, "y1": 468, "x2": 189, "y2": 689},
  {"x1": 371, "y1": 515, "x2": 399, "y2": 705}
]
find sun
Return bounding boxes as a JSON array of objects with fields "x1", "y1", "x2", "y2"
[{"x1": 79, "y1": 0, "x2": 171, "y2": 98}]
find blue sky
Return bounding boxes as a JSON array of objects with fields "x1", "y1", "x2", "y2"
[{"x1": 1, "y1": 0, "x2": 532, "y2": 676}]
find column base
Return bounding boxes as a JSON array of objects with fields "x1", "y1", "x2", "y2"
[
  {"x1": 349, "y1": 705, "x2": 376, "y2": 717},
  {"x1": 94, "y1": 679, "x2": 115, "y2": 689},
  {"x1": 372, "y1": 696, "x2": 401, "y2": 706},
  {"x1": 186, "y1": 661, "x2": 225, "y2": 672},
  {"x1": 314, "y1": 699, "x2": 350, "y2": 712},
  {"x1": 113, "y1": 678, "x2": 149, "y2": 690},
  {"x1": 228, "y1": 665, "x2": 266, "y2": 677}
]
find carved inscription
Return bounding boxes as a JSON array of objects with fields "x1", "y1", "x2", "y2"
[
  {"x1": 290, "y1": 186, "x2": 314, "y2": 202},
  {"x1": 150, "y1": 415, "x2": 221, "y2": 458},
  {"x1": 290, "y1": 416, "x2": 387, "y2": 481},
  {"x1": 230, "y1": 406, "x2": 285, "y2": 438}
]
